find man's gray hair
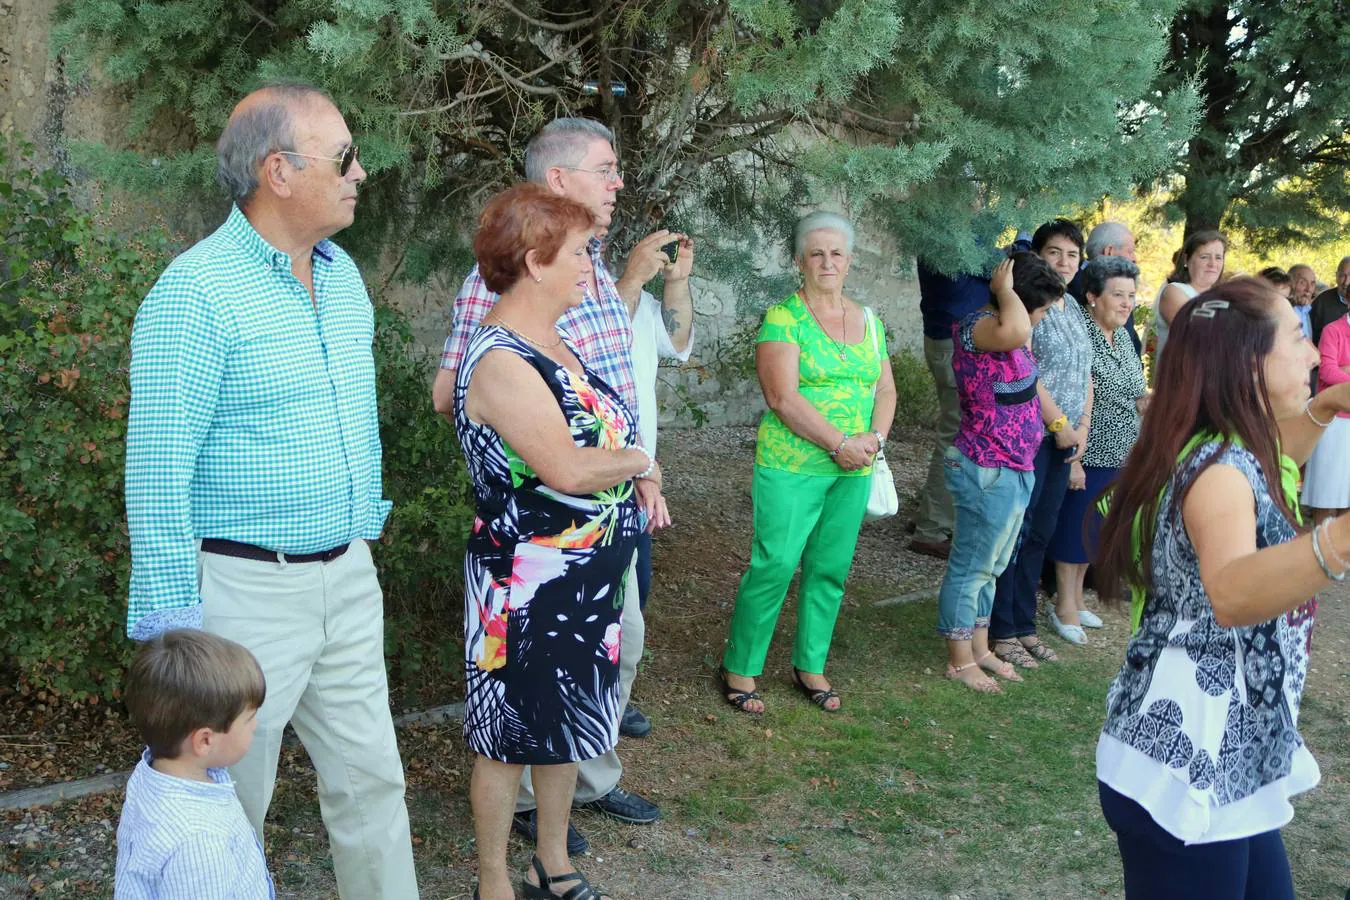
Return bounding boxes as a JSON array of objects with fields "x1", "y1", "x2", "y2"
[
  {"x1": 1338, "y1": 255, "x2": 1350, "y2": 274},
  {"x1": 1288, "y1": 263, "x2": 1314, "y2": 279},
  {"x1": 216, "y1": 81, "x2": 334, "y2": 206},
  {"x1": 523, "y1": 118, "x2": 616, "y2": 185},
  {"x1": 793, "y1": 211, "x2": 855, "y2": 258},
  {"x1": 1079, "y1": 255, "x2": 1140, "y2": 299},
  {"x1": 1084, "y1": 221, "x2": 1133, "y2": 259}
]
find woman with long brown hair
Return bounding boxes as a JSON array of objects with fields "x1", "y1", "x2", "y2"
[
  {"x1": 1093, "y1": 277, "x2": 1350, "y2": 898},
  {"x1": 1150, "y1": 229, "x2": 1226, "y2": 358}
]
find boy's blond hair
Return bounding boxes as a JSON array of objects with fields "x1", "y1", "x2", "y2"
[{"x1": 124, "y1": 630, "x2": 266, "y2": 759}]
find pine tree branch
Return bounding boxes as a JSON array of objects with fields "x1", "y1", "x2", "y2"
[
  {"x1": 494, "y1": 0, "x2": 599, "y2": 32},
  {"x1": 438, "y1": 43, "x2": 577, "y2": 97},
  {"x1": 243, "y1": 2, "x2": 278, "y2": 30}
]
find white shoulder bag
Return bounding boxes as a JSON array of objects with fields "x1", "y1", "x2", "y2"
[{"x1": 863, "y1": 307, "x2": 899, "y2": 521}]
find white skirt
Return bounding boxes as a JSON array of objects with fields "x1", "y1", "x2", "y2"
[{"x1": 1302, "y1": 416, "x2": 1350, "y2": 508}]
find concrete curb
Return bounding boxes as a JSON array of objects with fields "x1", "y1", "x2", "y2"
[{"x1": 0, "y1": 701, "x2": 464, "y2": 812}]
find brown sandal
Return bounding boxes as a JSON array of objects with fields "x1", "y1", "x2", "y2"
[
  {"x1": 1019, "y1": 637, "x2": 1059, "y2": 662},
  {"x1": 993, "y1": 638, "x2": 1039, "y2": 670}
]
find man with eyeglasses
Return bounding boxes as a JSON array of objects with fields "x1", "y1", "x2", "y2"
[
  {"x1": 432, "y1": 116, "x2": 669, "y2": 854},
  {"x1": 125, "y1": 82, "x2": 419, "y2": 898}
]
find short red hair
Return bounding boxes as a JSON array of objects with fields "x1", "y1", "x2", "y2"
[{"x1": 473, "y1": 183, "x2": 595, "y2": 294}]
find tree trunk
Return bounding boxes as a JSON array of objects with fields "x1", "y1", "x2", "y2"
[{"x1": 1175, "y1": 0, "x2": 1236, "y2": 237}]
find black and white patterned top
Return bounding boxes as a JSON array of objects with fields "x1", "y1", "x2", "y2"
[
  {"x1": 1031, "y1": 297, "x2": 1092, "y2": 427},
  {"x1": 1096, "y1": 442, "x2": 1320, "y2": 843},
  {"x1": 1079, "y1": 303, "x2": 1146, "y2": 469}
]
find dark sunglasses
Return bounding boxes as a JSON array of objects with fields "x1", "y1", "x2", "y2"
[{"x1": 277, "y1": 144, "x2": 360, "y2": 176}]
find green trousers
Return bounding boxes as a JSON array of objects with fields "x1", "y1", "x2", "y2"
[{"x1": 723, "y1": 465, "x2": 871, "y2": 677}]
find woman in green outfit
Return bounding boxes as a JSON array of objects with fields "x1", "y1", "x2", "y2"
[{"x1": 720, "y1": 211, "x2": 897, "y2": 714}]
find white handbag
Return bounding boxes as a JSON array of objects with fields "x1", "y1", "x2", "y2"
[{"x1": 863, "y1": 308, "x2": 898, "y2": 521}]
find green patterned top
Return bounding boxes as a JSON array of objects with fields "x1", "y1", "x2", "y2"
[{"x1": 755, "y1": 292, "x2": 886, "y2": 476}]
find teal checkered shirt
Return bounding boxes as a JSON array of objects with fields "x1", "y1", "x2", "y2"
[{"x1": 125, "y1": 206, "x2": 391, "y2": 639}]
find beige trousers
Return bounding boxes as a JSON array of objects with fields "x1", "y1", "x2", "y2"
[
  {"x1": 199, "y1": 539, "x2": 419, "y2": 899},
  {"x1": 913, "y1": 335, "x2": 962, "y2": 543},
  {"x1": 515, "y1": 560, "x2": 644, "y2": 811}
]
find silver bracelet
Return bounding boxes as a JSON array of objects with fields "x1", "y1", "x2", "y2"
[
  {"x1": 1311, "y1": 521, "x2": 1346, "y2": 582},
  {"x1": 634, "y1": 446, "x2": 655, "y2": 480},
  {"x1": 1304, "y1": 399, "x2": 1333, "y2": 428},
  {"x1": 1318, "y1": 520, "x2": 1350, "y2": 572}
]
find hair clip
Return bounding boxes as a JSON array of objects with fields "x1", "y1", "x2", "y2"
[{"x1": 1191, "y1": 299, "x2": 1230, "y2": 319}]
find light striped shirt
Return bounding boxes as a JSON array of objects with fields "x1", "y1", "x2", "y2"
[
  {"x1": 438, "y1": 238, "x2": 638, "y2": 413},
  {"x1": 125, "y1": 206, "x2": 391, "y2": 638},
  {"x1": 115, "y1": 750, "x2": 274, "y2": 899}
]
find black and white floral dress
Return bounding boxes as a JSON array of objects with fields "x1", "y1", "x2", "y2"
[
  {"x1": 1097, "y1": 442, "x2": 1320, "y2": 843},
  {"x1": 453, "y1": 326, "x2": 642, "y2": 765}
]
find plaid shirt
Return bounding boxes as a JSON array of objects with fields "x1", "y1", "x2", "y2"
[
  {"x1": 439, "y1": 238, "x2": 637, "y2": 412},
  {"x1": 115, "y1": 750, "x2": 275, "y2": 899},
  {"x1": 124, "y1": 206, "x2": 391, "y2": 639}
]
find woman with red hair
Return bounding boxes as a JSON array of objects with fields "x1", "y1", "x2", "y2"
[{"x1": 454, "y1": 183, "x2": 659, "y2": 900}]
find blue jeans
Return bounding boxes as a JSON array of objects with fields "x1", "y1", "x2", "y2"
[
  {"x1": 937, "y1": 447, "x2": 1033, "y2": 639},
  {"x1": 1099, "y1": 783, "x2": 1294, "y2": 900},
  {"x1": 991, "y1": 436, "x2": 1072, "y2": 639}
]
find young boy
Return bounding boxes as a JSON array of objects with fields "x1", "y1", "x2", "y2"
[{"x1": 115, "y1": 629, "x2": 274, "y2": 899}]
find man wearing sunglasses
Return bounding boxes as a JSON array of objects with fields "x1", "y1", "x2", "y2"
[
  {"x1": 125, "y1": 82, "x2": 419, "y2": 898},
  {"x1": 431, "y1": 117, "x2": 670, "y2": 855}
]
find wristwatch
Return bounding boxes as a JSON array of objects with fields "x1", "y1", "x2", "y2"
[
  {"x1": 872, "y1": 431, "x2": 886, "y2": 447},
  {"x1": 1048, "y1": 414, "x2": 1069, "y2": 433}
]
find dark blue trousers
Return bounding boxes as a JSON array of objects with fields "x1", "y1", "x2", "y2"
[
  {"x1": 991, "y1": 436, "x2": 1071, "y2": 639},
  {"x1": 1099, "y1": 782, "x2": 1295, "y2": 900}
]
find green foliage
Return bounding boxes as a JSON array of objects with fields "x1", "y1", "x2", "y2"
[
  {"x1": 52, "y1": 0, "x2": 1197, "y2": 282},
  {"x1": 1155, "y1": 0, "x2": 1350, "y2": 246},
  {"x1": 889, "y1": 348, "x2": 938, "y2": 433},
  {"x1": 0, "y1": 138, "x2": 157, "y2": 700},
  {"x1": 0, "y1": 141, "x2": 474, "y2": 698}
]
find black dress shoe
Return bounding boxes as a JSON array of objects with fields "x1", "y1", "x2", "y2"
[
  {"x1": 511, "y1": 809, "x2": 589, "y2": 855},
  {"x1": 578, "y1": 786, "x2": 661, "y2": 824},
  {"x1": 619, "y1": 703, "x2": 652, "y2": 738}
]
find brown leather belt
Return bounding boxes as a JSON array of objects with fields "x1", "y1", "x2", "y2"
[{"x1": 201, "y1": 538, "x2": 350, "y2": 564}]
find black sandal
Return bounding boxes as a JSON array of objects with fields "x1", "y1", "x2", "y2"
[
  {"x1": 791, "y1": 667, "x2": 841, "y2": 712},
  {"x1": 521, "y1": 854, "x2": 609, "y2": 900},
  {"x1": 717, "y1": 667, "x2": 764, "y2": 715}
]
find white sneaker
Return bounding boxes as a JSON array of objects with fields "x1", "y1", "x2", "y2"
[
  {"x1": 1050, "y1": 609, "x2": 1088, "y2": 645},
  {"x1": 1079, "y1": 608, "x2": 1104, "y2": 629}
]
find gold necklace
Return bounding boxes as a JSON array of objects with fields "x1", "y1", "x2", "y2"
[
  {"x1": 486, "y1": 315, "x2": 563, "y2": 350},
  {"x1": 801, "y1": 290, "x2": 849, "y2": 360}
]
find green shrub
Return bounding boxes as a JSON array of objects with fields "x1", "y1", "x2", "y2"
[
  {"x1": 0, "y1": 139, "x2": 157, "y2": 700},
  {"x1": 0, "y1": 140, "x2": 473, "y2": 700},
  {"x1": 890, "y1": 347, "x2": 939, "y2": 433}
]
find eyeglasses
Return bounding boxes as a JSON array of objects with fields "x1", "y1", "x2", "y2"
[
  {"x1": 277, "y1": 144, "x2": 361, "y2": 177},
  {"x1": 559, "y1": 165, "x2": 622, "y2": 184}
]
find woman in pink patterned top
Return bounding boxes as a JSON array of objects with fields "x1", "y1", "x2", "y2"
[
  {"x1": 1301, "y1": 312, "x2": 1350, "y2": 517},
  {"x1": 936, "y1": 253, "x2": 1066, "y2": 693}
]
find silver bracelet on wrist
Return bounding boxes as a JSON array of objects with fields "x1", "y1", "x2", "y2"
[
  {"x1": 828, "y1": 434, "x2": 851, "y2": 459},
  {"x1": 1311, "y1": 521, "x2": 1346, "y2": 582},
  {"x1": 1304, "y1": 399, "x2": 1333, "y2": 428},
  {"x1": 1318, "y1": 519, "x2": 1349, "y2": 572},
  {"x1": 635, "y1": 446, "x2": 656, "y2": 480}
]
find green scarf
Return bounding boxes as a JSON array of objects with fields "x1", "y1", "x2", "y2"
[{"x1": 1099, "y1": 433, "x2": 1302, "y2": 633}]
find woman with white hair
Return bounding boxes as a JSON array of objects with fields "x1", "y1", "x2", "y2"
[{"x1": 719, "y1": 211, "x2": 897, "y2": 715}]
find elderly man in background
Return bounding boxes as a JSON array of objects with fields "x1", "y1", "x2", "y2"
[
  {"x1": 125, "y1": 82, "x2": 418, "y2": 897},
  {"x1": 1310, "y1": 256, "x2": 1350, "y2": 347},
  {"x1": 431, "y1": 117, "x2": 666, "y2": 853},
  {"x1": 1288, "y1": 264, "x2": 1317, "y2": 339},
  {"x1": 909, "y1": 260, "x2": 989, "y2": 558},
  {"x1": 1071, "y1": 221, "x2": 1142, "y2": 355}
]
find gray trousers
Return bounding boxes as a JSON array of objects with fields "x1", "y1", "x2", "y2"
[
  {"x1": 913, "y1": 336, "x2": 962, "y2": 543},
  {"x1": 516, "y1": 559, "x2": 643, "y2": 810}
]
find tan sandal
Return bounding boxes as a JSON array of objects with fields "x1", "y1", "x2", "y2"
[
  {"x1": 944, "y1": 660, "x2": 1002, "y2": 693},
  {"x1": 1019, "y1": 637, "x2": 1059, "y2": 662},
  {"x1": 977, "y1": 652, "x2": 1024, "y2": 682},
  {"x1": 993, "y1": 638, "x2": 1039, "y2": 669}
]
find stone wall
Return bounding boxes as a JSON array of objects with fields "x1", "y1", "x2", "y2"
[{"x1": 3, "y1": 4, "x2": 926, "y2": 429}]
